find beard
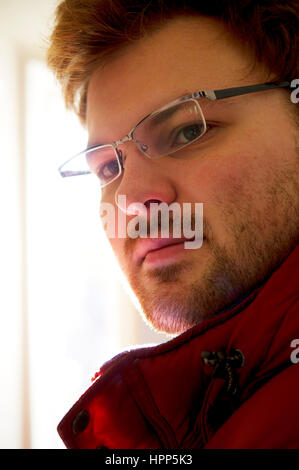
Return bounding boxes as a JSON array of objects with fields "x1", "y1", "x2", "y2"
[{"x1": 121, "y1": 156, "x2": 299, "y2": 335}]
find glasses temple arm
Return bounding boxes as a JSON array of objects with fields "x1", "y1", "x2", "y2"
[{"x1": 202, "y1": 81, "x2": 291, "y2": 100}]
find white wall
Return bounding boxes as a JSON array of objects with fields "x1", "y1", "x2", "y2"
[
  {"x1": 0, "y1": 0, "x2": 60, "y2": 449},
  {"x1": 0, "y1": 39, "x2": 24, "y2": 450}
]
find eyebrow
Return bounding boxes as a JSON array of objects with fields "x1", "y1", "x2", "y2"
[
  {"x1": 200, "y1": 96, "x2": 240, "y2": 110},
  {"x1": 147, "y1": 105, "x2": 182, "y2": 127}
]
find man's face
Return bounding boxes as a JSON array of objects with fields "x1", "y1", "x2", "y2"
[{"x1": 86, "y1": 16, "x2": 298, "y2": 334}]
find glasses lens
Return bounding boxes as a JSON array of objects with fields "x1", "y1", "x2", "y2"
[
  {"x1": 60, "y1": 145, "x2": 121, "y2": 188},
  {"x1": 133, "y1": 99, "x2": 206, "y2": 158},
  {"x1": 86, "y1": 146, "x2": 121, "y2": 187}
]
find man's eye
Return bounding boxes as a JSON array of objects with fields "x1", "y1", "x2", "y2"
[
  {"x1": 179, "y1": 124, "x2": 204, "y2": 143},
  {"x1": 170, "y1": 122, "x2": 217, "y2": 149},
  {"x1": 98, "y1": 159, "x2": 120, "y2": 181},
  {"x1": 172, "y1": 123, "x2": 206, "y2": 146}
]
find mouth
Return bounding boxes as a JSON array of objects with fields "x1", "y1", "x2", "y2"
[{"x1": 134, "y1": 236, "x2": 195, "y2": 266}]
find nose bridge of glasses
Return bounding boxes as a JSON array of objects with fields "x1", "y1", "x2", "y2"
[
  {"x1": 113, "y1": 129, "x2": 151, "y2": 162},
  {"x1": 113, "y1": 134, "x2": 132, "y2": 147}
]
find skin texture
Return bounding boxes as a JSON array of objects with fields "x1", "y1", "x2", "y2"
[{"x1": 86, "y1": 16, "x2": 299, "y2": 335}]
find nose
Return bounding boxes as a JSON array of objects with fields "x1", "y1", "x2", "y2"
[{"x1": 114, "y1": 143, "x2": 177, "y2": 215}]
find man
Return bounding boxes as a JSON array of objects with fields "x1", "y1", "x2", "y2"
[{"x1": 47, "y1": 0, "x2": 299, "y2": 449}]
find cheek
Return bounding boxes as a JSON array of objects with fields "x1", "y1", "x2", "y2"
[
  {"x1": 182, "y1": 151, "x2": 256, "y2": 205},
  {"x1": 180, "y1": 150, "x2": 266, "y2": 244}
]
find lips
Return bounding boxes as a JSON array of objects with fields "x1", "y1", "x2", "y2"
[{"x1": 134, "y1": 237, "x2": 191, "y2": 264}]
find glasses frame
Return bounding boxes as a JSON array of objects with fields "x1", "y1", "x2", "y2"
[{"x1": 59, "y1": 80, "x2": 291, "y2": 187}]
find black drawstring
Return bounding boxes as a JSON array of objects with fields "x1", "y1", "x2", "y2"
[{"x1": 201, "y1": 349, "x2": 245, "y2": 395}]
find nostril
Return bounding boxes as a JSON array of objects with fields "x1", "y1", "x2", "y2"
[{"x1": 144, "y1": 199, "x2": 163, "y2": 209}]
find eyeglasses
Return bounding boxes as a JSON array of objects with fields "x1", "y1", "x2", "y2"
[{"x1": 59, "y1": 81, "x2": 291, "y2": 188}]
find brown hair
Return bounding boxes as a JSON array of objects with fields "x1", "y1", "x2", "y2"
[{"x1": 47, "y1": 0, "x2": 299, "y2": 125}]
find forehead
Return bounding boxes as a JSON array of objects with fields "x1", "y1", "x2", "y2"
[{"x1": 86, "y1": 15, "x2": 263, "y2": 143}]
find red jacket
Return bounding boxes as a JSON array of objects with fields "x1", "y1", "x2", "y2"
[{"x1": 58, "y1": 245, "x2": 299, "y2": 449}]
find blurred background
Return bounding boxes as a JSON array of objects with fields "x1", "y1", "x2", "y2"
[{"x1": 0, "y1": 0, "x2": 168, "y2": 449}]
